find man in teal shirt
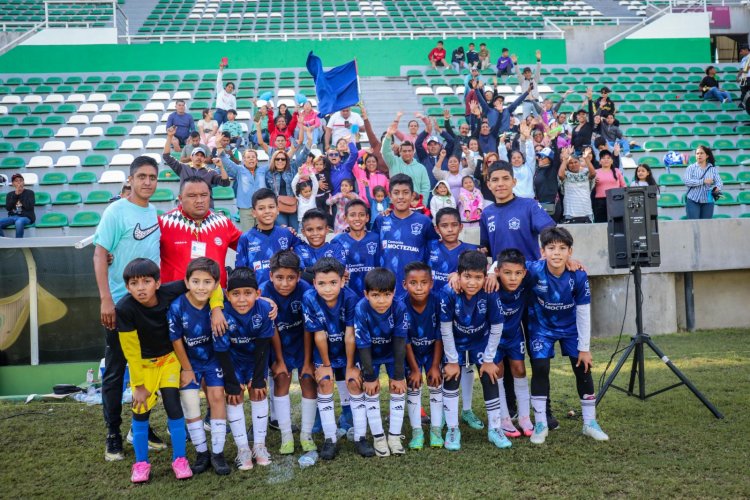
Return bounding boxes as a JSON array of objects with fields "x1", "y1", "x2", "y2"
[{"x1": 381, "y1": 124, "x2": 432, "y2": 202}]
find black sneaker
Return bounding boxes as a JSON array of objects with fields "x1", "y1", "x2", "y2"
[
  {"x1": 547, "y1": 412, "x2": 560, "y2": 431},
  {"x1": 191, "y1": 450, "x2": 211, "y2": 474},
  {"x1": 319, "y1": 438, "x2": 338, "y2": 460},
  {"x1": 147, "y1": 427, "x2": 167, "y2": 451},
  {"x1": 105, "y1": 433, "x2": 124, "y2": 462},
  {"x1": 269, "y1": 419, "x2": 280, "y2": 431},
  {"x1": 211, "y1": 452, "x2": 231, "y2": 475},
  {"x1": 354, "y1": 437, "x2": 376, "y2": 458}
]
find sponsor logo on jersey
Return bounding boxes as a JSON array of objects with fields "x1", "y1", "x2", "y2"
[{"x1": 508, "y1": 217, "x2": 520, "y2": 230}]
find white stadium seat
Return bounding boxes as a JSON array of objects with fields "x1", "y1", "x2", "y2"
[
  {"x1": 55, "y1": 155, "x2": 81, "y2": 168},
  {"x1": 28, "y1": 156, "x2": 53, "y2": 168},
  {"x1": 55, "y1": 127, "x2": 79, "y2": 138},
  {"x1": 21, "y1": 172, "x2": 38, "y2": 185},
  {"x1": 41, "y1": 140, "x2": 67, "y2": 152},
  {"x1": 120, "y1": 138, "x2": 144, "y2": 150},
  {"x1": 91, "y1": 114, "x2": 113, "y2": 124},
  {"x1": 80, "y1": 126, "x2": 104, "y2": 137},
  {"x1": 110, "y1": 153, "x2": 135, "y2": 166},
  {"x1": 68, "y1": 140, "x2": 92, "y2": 151},
  {"x1": 99, "y1": 170, "x2": 127, "y2": 184},
  {"x1": 146, "y1": 138, "x2": 166, "y2": 149},
  {"x1": 67, "y1": 114, "x2": 89, "y2": 125},
  {"x1": 130, "y1": 125, "x2": 153, "y2": 136}
]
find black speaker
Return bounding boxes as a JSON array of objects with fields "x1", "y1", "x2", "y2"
[{"x1": 606, "y1": 186, "x2": 661, "y2": 269}]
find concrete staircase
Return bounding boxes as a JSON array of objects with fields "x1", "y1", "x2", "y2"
[
  {"x1": 585, "y1": 0, "x2": 639, "y2": 17},
  {"x1": 120, "y1": 0, "x2": 160, "y2": 34},
  {"x1": 359, "y1": 76, "x2": 421, "y2": 137}
]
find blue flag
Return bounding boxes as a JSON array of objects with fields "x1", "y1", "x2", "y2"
[{"x1": 306, "y1": 52, "x2": 359, "y2": 116}]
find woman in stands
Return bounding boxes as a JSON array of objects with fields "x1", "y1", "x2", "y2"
[
  {"x1": 699, "y1": 66, "x2": 732, "y2": 103},
  {"x1": 571, "y1": 88, "x2": 595, "y2": 155},
  {"x1": 684, "y1": 145, "x2": 723, "y2": 220},
  {"x1": 214, "y1": 62, "x2": 236, "y2": 126},
  {"x1": 266, "y1": 150, "x2": 299, "y2": 230},
  {"x1": 353, "y1": 153, "x2": 389, "y2": 208},
  {"x1": 592, "y1": 149, "x2": 626, "y2": 223},
  {"x1": 197, "y1": 109, "x2": 218, "y2": 149}
]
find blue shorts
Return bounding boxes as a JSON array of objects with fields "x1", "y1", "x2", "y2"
[
  {"x1": 181, "y1": 361, "x2": 224, "y2": 390},
  {"x1": 446, "y1": 347, "x2": 501, "y2": 368},
  {"x1": 271, "y1": 350, "x2": 305, "y2": 371},
  {"x1": 373, "y1": 362, "x2": 396, "y2": 379},
  {"x1": 410, "y1": 350, "x2": 439, "y2": 372},
  {"x1": 497, "y1": 334, "x2": 526, "y2": 361},
  {"x1": 528, "y1": 334, "x2": 579, "y2": 360},
  {"x1": 234, "y1": 364, "x2": 269, "y2": 386}
]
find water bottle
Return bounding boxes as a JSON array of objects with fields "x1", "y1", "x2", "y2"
[
  {"x1": 298, "y1": 450, "x2": 318, "y2": 468},
  {"x1": 86, "y1": 368, "x2": 94, "y2": 384}
]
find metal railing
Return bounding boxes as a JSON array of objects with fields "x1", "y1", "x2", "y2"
[
  {"x1": 602, "y1": 2, "x2": 674, "y2": 51},
  {"x1": 544, "y1": 16, "x2": 646, "y2": 27},
  {"x1": 0, "y1": 21, "x2": 46, "y2": 55}
]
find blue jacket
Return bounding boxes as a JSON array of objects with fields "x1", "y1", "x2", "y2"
[
  {"x1": 476, "y1": 88, "x2": 529, "y2": 133},
  {"x1": 220, "y1": 153, "x2": 267, "y2": 209}
]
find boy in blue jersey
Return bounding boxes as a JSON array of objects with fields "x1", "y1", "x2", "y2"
[
  {"x1": 402, "y1": 262, "x2": 444, "y2": 450},
  {"x1": 220, "y1": 267, "x2": 278, "y2": 469},
  {"x1": 428, "y1": 207, "x2": 483, "y2": 432},
  {"x1": 236, "y1": 188, "x2": 300, "y2": 284},
  {"x1": 295, "y1": 209, "x2": 335, "y2": 283},
  {"x1": 372, "y1": 173, "x2": 439, "y2": 299},
  {"x1": 526, "y1": 227, "x2": 609, "y2": 444},
  {"x1": 330, "y1": 199, "x2": 381, "y2": 298},
  {"x1": 351, "y1": 268, "x2": 410, "y2": 458},
  {"x1": 170, "y1": 257, "x2": 242, "y2": 476},
  {"x1": 259, "y1": 250, "x2": 318, "y2": 454},
  {"x1": 440, "y1": 250, "x2": 512, "y2": 451},
  {"x1": 302, "y1": 257, "x2": 359, "y2": 460}
]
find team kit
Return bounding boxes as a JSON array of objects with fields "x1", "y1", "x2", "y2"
[{"x1": 112, "y1": 173, "x2": 608, "y2": 484}]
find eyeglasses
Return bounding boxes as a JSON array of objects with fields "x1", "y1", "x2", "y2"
[
  {"x1": 275, "y1": 157, "x2": 288, "y2": 162},
  {"x1": 327, "y1": 153, "x2": 340, "y2": 158}
]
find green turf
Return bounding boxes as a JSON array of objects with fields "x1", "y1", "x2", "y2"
[{"x1": 0, "y1": 329, "x2": 747, "y2": 497}]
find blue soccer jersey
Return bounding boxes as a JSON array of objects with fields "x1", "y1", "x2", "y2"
[
  {"x1": 302, "y1": 286, "x2": 358, "y2": 369},
  {"x1": 259, "y1": 279, "x2": 312, "y2": 369},
  {"x1": 330, "y1": 231, "x2": 381, "y2": 298},
  {"x1": 354, "y1": 298, "x2": 410, "y2": 365},
  {"x1": 294, "y1": 241, "x2": 335, "y2": 271},
  {"x1": 498, "y1": 277, "x2": 530, "y2": 342},
  {"x1": 405, "y1": 292, "x2": 442, "y2": 368},
  {"x1": 236, "y1": 226, "x2": 300, "y2": 284},
  {"x1": 168, "y1": 294, "x2": 221, "y2": 373},
  {"x1": 479, "y1": 197, "x2": 554, "y2": 261},
  {"x1": 221, "y1": 298, "x2": 275, "y2": 369},
  {"x1": 428, "y1": 240, "x2": 478, "y2": 287},
  {"x1": 439, "y1": 284, "x2": 504, "y2": 363},
  {"x1": 372, "y1": 211, "x2": 439, "y2": 299}
]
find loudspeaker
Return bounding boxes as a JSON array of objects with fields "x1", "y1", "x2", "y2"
[{"x1": 606, "y1": 186, "x2": 661, "y2": 269}]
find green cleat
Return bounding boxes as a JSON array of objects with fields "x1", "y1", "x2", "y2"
[
  {"x1": 300, "y1": 432, "x2": 317, "y2": 452},
  {"x1": 461, "y1": 409, "x2": 485, "y2": 430},
  {"x1": 430, "y1": 426, "x2": 444, "y2": 448},
  {"x1": 444, "y1": 427, "x2": 461, "y2": 451},
  {"x1": 279, "y1": 434, "x2": 295, "y2": 455},
  {"x1": 408, "y1": 428, "x2": 424, "y2": 450}
]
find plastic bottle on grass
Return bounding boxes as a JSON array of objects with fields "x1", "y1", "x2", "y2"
[{"x1": 298, "y1": 451, "x2": 318, "y2": 468}]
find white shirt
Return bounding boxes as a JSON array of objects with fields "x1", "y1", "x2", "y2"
[
  {"x1": 740, "y1": 55, "x2": 750, "y2": 81},
  {"x1": 326, "y1": 111, "x2": 364, "y2": 146},
  {"x1": 215, "y1": 71, "x2": 237, "y2": 111}
]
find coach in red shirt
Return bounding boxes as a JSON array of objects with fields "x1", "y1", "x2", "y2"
[{"x1": 159, "y1": 176, "x2": 242, "y2": 287}]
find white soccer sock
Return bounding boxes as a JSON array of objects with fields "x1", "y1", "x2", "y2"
[
  {"x1": 317, "y1": 393, "x2": 337, "y2": 442},
  {"x1": 498, "y1": 382, "x2": 511, "y2": 421},
  {"x1": 274, "y1": 394, "x2": 292, "y2": 435},
  {"x1": 227, "y1": 404, "x2": 249, "y2": 451},
  {"x1": 350, "y1": 393, "x2": 367, "y2": 440},
  {"x1": 365, "y1": 394, "x2": 384, "y2": 436},
  {"x1": 406, "y1": 387, "x2": 422, "y2": 430},
  {"x1": 461, "y1": 366, "x2": 474, "y2": 412},
  {"x1": 514, "y1": 377, "x2": 531, "y2": 420},
  {"x1": 268, "y1": 377, "x2": 276, "y2": 421},
  {"x1": 300, "y1": 397, "x2": 317, "y2": 436},
  {"x1": 251, "y1": 399, "x2": 269, "y2": 445},
  {"x1": 187, "y1": 420, "x2": 208, "y2": 453},
  {"x1": 336, "y1": 380, "x2": 351, "y2": 410},
  {"x1": 442, "y1": 386, "x2": 460, "y2": 428},
  {"x1": 389, "y1": 393, "x2": 405, "y2": 435},
  {"x1": 210, "y1": 419, "x2": 227, "y2": 453},
  {"x1": 428, "y1": 385, "x2": 443, "y2": 428},
  {"x1": 580, "y1": 394, "x2": 596, "y2": 425},
  {"x1": 484, "y1": 397, "x2": 501, "y2": 430},
  {"x1": 531, "y1": 396, "x2": 548, "y2": 426}
]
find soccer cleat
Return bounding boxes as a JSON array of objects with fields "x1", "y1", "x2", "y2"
[
  {"x1": 319, "y1": 438, "x2": 338, "y2": 460},
  {"x1": 354, "y1": 437, "x2": 376, "y2": 458},
  {"x1": 300, "y1": 433, "x2": 317, "y2": 452},
  {"x1": 253, "y1": 444, "x2": 272, "y2": 466},
  {"x1": 234, "y1": 447, "x2": 253, "y2": 471},
  {"x1": 461, "y1": 409, "x2": 485, "y2": 430},
  {"x1": 518, "y1": 416, "x2": 534, "y2": 437},
  {"x1": 203, "y1": 413, "x2": 211, "y2": 432},
  {"x1": 279, "y1": 433, "x2": 295, "y2": 455},
  {"x1": 387, "y1": 434, "x2": 405, "y2": 455},
  {"x1": 131, "y1": 461, "x2": 151, "y2": 483},
  {"x1": 191, "y1": 450, "x2": 211, "y2": 474},
  {"x1": 171, "y1": 457, "x2": 193, "y2": 479},
  {"x1": 582, "y1": 420, "x2": 609, "y2": 441},
  {"x1": 430, "y1": 427, "x2": 444, "y2": 448},
  {"x1": 210, "y1": 452, "x2": 231, "y2": 476},
  {"x1": 148, "y1": 427, "x2": 167, "y2": 451},
  {"x1": 501, "y1": 417, "x2": 522, "y2": 438},
  {"x1": 488, "y1": 428, "x2": 513, "y2": 449},
  {"x1": 530, "y1": 422, "x2": 549, "y2": 445},
  {"x1": 372, "y1": 435, "x2": 390, "y2": 457},
  {"x1": 408, "y1": 428, "x2": 424, "y2": 450},
  {"x1": 444, "y1": 427, "x2": 461, "y2": 451},
  {"x1": 269, "y1": 419, "x2": 280, "y2": 431},
  {"x1": 105, "y1": 433, "x2": 124, "y2": 462},
  {"x1": 547, "y1": 411, "x2": 560, "y2": 431}
]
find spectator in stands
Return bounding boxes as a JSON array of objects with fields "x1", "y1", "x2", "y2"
[
  {"x1": 495, "y1": 48, "x2": 514, "y2": 82},
  {"x1": 265, "y1": 103, "x2": 299, "y2": 149},
  {"x1": 631, "y1": 163, "x2": 657, "y2": 188},
  {"x1": 428, "y1": 40, "x2": 447, "y2": 69},
  {"x1": 219, "y1": 109, "x2": 245, "y2": 148},
  {"x1": 700, "y1": 66, "x2": 732, "y2": 103},
  {"x1": 197, "y1": 109, "x2": 218, "y2": 149},
  {"x1": 266, "y1": 150, "x2": 300, "y2": 230},
  {"x1": 451, "y1": 46, "x2": 466, "y2": 72},
  {"x1": 353, "y1": 153, "x2": 389, "y2": 208},
  {"x1": 512, "y1": 50, "x2": 543, "y2": 118},
  {"x1": 571, "y1": 89, "x2": 596, "y2": 155},
  {"x1": 433, "y1": 146, "x2": 475, "y2": 205},
  {"x1": 478, "y1": 43, "x2": 491, "y2": 70},
  {"x1": 217, "y1": 148, "x2": 268, "y2": 231},
  {"x1": 179, "y1": 132, "x2": 210, "y2": 163},
  {"x1": 277, "y1": 103, "x2": 293, "y2": 124},
  {"x1": 684, "y1": 145, "x2": 723, "y2": 220},
  {"x1": 299, "y1": 100, "x2": 322, "y2": 147},
  {"x1": 501, "y1": 122, "x2": 536, "y2": 198},
  {"x1": 593, "y1": 87, "x2": 615, "y2": 115},
  {"x1": 165, "y1": 100, "x2": 195, "y2": 152},
  {"x1": 468, "y1": 101, "x2": 502, "y2": 155},
  {"x1": 596, "y1": 111, "x2": 630, "y2": 155},
  {"x1": 214, "y1": 63, "x2": 236, "y2": 126},
  {"x1": 738, "y1": 45, "x2": 749, "y2": 109},
  {"x1": 210, "y1": 131, "x2": 239, "y2": 163},
  {"x1": 359, "y1": 105, "x2": 389, "y2": 173},
  {"x1": 558, "y1": 147, "x2": 596, "y2": 224},
  {"x1": 382, "y1": 125, "x2": 431, "y2": 202},
  {"x1": 466, "y1": 43, "x2": 479, "y2": 69},
  {"x1": 533, "y1": 147, "x2": 562, "y2": 222},
  {"x1": 394, "y1": 111, "x2": 431, "y2": 146},
  {"x1": 324, "y1": 106, "x2": 363, "y2": 150},
  {"x1": 0, "y1": 173, "x2": 35, "y2": 238},
  {"x1": 442, "y1": 109, "x2": 471, "y2": 148},
  {"x1": 415, "y1": 128, "x2": 453, "y2": 187},
  {"x1": 541, "y1": 90, "x2": 571, "y2": 128},
  {"x1": 109, "y1": 183, "x2": 131, "y2": 203},
  {"x1": 592, "y1": 149, "x2": 626, "y2": 223},
  {"x1": 327, "y1": 135, "x2": 359, "y2": 195},
  {"x1": 475, "y1": 77, "x2": 530, "y2": 134}
]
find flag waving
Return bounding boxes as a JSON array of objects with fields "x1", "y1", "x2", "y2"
[{"x1": 306, "y1": 51, "x2": 360, "y2": 116}]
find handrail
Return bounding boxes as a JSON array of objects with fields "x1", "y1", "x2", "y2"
[
  {"x1": 0, "y1": 21, "x2": 46, "y2": 55},
  {"x1": 544, "y1": 16, "x2": 645, "y2": 26},
  {"x1": 602, "y1": 3, "x2": 673, "y2": 51}
]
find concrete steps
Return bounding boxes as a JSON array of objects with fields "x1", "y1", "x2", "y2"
[{"x1": 359, "y1": 76, "x2": 422, "y2": 134}]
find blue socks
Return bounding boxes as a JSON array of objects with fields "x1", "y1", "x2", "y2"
[
  {"x1": 168, "y1": 417, "x2": 187, "y2": 460},
  {"x1": 132, "y1": 418, "x2": 149, "y2": 463}
]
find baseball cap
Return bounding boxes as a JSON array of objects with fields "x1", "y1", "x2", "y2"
[
  {"x1": 599, "y1": 149, "x2": 613, "y2": 159},
  {"x1": 536, "y1": 147, "x2": 554, "y2": 160},
  {"x1": 11, "y1": 173, "x2": 24, "y2": 182},
  {"x1": 426, "y1": 135, "x2": 441, "y2": 144},
  {"x1": 191, "y1": 148, "x2": 206, "y2": 157},
  {"x1": 601, "y1": 86, "x2": 612, "y2": 94}
]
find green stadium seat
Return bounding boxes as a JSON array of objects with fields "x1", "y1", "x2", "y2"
[
  {"x1": 70, "y1": 211, "x2": 101, "y2": 227},
  {"x1": 713, "y1": 139, "x2": 736, "y2": 150},
  {"x1": 689, "y1": 139, "x2": 710, "y2": 150},
  {"x1": 40, "y1": 172, "x2": 68, "y2": 185},
  {"x1": 657, "y1": 215, "x2": 673, "y2": 221},
  {"x1": 32, "y1": 104, "x2": 53, "y2": 115},
  {"x1": 712, "y1": 214, "x2": 731, "y2": 219},
  {"x1": 85, "y1": 190, "x2": 113, "y2": 204},
  {"x1": 667, "y1": 140, "x2": 689, "y2": 151},
  {"x1": 15, "y1": 142, "x2": 40, "y2": 153},
  {"x1": 715, "y1": 192, "x2": 739, "y2": 206},
  {"x1": 70, "y1": 171, "x2": 97, "y2": 184},
  {"x1": 6, "y1": 129, "x2": 29, "y2": 139},
  {"x1": 737, "y1": 172, "x2": 750, "y2": 185},
  {"x1": 0, "y1": 116, "x2": 18, "y2": 126},
  {"x1": 420, "y1": 96, "x2": 439, "y2": 106},
  {"x1": 212, "y1": 186, "x2": 235, "y2": 200},
  {"x1": 151, "y1": 188, "x2": 175, "y2": 202},
  {"x1": 53, "y1": 191, "x2": 83, "y2": 205},
  {"x1": 625, "y1": 127, "x2": 646, "y2": 137},
  {"x1": 648, "y1": 127, "x2": 668, "y2": 137},
  {"x1": 35, "y1": 212, "x2": 69, "y2": 228},
  {"x1": 657, "y1": 193, "x2": 684, "y2": 208},
  {"x1": 714, "y1": 155, "x2": 733, "y2": 166},
  {"x1": 83, "y1": 155, "x2": 108, "y2": 167},
  {"x1": 20, "y1": 117, "x2": 41, "y2": 126},
  {"x1": 718, "y1": 172, "x2": 738, "y2": 185},
  {"x1": 10, "y1": 105, "x2": 31, "y2": 115},
  {"x1": 671, "y1": 126, "x2": 690, "y2": 136},
  {"x1": 158, "y1": 170, "x2": 179, "y2": 182},
  {"x1": 35, "y1": 191, "x2": 52, "y2": 206},
  {"x1": 658, "y1": 173, "x2": 682, "y2": 186},
  {"x1": 644, "y1": 141, "x2": 666, "y2": 152},
  {"x1": 31, "y1": 128, "x2": 54, "y2": 139},
  {"x1": 0, "y1": 143, "x2": 13, "y2": 154},
  {"x1": 105, "y1": 126, "x2": 128, "y2": 137},
  {"x1": 1, "y1": 157, "x2": 24, "y2": 169},
  {"x1": 94, "y1": 140, "x2": 118, "y2": 151}
]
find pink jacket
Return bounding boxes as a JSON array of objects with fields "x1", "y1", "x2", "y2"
[{"x1": 352, "y1": 165, "x2": 389, "y2": 207}]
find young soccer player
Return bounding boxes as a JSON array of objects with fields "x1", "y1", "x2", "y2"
[
  {"x1": 302, "y1": 257, "x2": 359, "y2": 460},
  {"x1": 526, "y1": 226, "x2": 609, "y2": 444},
  {"x1": 170, "y1": 257, "x2": 241, "y2": 475},
  {"x1": 259, "y1": 250, "x2": 318, "y2": 454},
  {"x1": 402, "y1": 262, "x2": 444, "y2": 450},
  {"x1": 116, "y1": 258, "x2": 194, "y2": 483},
  {"x1": 220, "y1": 267, "x2": 277, "y2": 469},
  {"x1": 330, "y1": 198, "x2": 381, "y2": 298},
  {"x1": 236, "y1": 188, "x2": 300, "y2": 284},
  {"x1": 440, "y1": 250, "x2": 512, "y2": 451},
  {"x1": 428, "y1": 207, "x2": 483, "y2": 431},
  {"x1": 295, "y1": 209, "x2": 335, "y2": 282},
  {"x1": 372, "y1": 173, "x2": 439, "y2": 299},
  {"x1": 351, "y1": 268, "x2": 410, "y2": 457}
]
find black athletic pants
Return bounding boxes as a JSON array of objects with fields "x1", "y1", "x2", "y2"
[{"x1": 102, "y1": 327, "x2": 126, "y2": 434}]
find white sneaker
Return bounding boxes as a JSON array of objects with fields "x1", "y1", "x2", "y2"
[
  {"x1": 582, "y1": 420, "x2": 609, "y2": 441},
  {"x1": 387, "y1": 434, "x2": 405, "y2": 455},
  {"x1": 530, "y1": 422, "x2": 549, "y2": 445},
  {"x1": 253, "y1": 444, "x2": 272, "y2": 466},
  {"x1": 373, "y1": 435, "x2": 390, "y2": 457},
  {"x1": 234, "y1": 447, "x2": 253, "y2": 470}
]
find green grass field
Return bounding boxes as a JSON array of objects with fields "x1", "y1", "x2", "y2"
[{"x1": 1, "y1": 329, "x2": 748, "y2": 498}]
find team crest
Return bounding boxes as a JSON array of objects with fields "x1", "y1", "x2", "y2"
[
  {"x1": 279, "y1": 237, "x2": 289, "y2": 249},
  {"x1": 366, "y1": 242, "x2": 377, "y2": 255},
  {"x1": 388, "y1": 315, "x2": 395, "y2": 328},
  {"x1": 508, "y1": 217, "x2": 520, "y2": 230},
  {"x1": 252, "y1": 314, "x2": 263, "y2": 329},
  {"x1": 531, "y1": 339, "x2": 545, "y2": 352},
  {"x1": 214, "y1": 237, "x2": 223, "y2": 246},
  {"x1": 477, "y1": 299, "x2": 487, "y2": 314},
  {"x1": 291, "y1": 300, "x2": 302, "y2": 313},
  {"x1": 569, "y1": 278, "x2": 576, "y2": 291},
  {"x1": 411, "y1": 223, "x2": 423, "y2": 235}
]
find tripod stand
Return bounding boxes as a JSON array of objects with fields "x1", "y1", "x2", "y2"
[{"x1": 595, "y1": 264, "x2": 724, "y2": 419}]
